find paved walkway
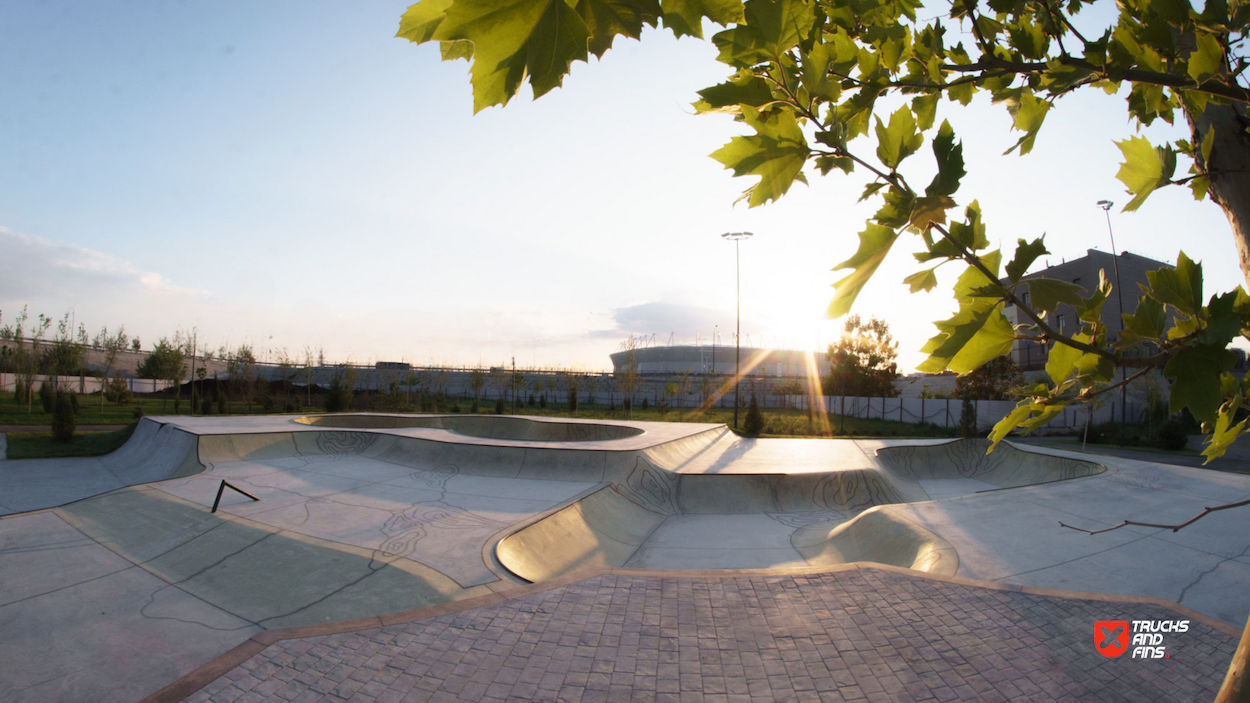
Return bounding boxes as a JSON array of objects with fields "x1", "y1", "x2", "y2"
[{"x1": 164, "y1": 566, "x2": 1239, "y2": 703}]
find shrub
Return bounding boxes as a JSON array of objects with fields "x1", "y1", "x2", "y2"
[
  {"x1": 568, "y1": 390, "x2": 578, "y2": 413},
  {"x1": 743, "y1": 394, "x2": 764, "y2": 435},
  {"x1": 107, "y1": 374, "x2": 133, "y2": 405},
  {"x1": 284, "y1": 400, "x2": 299, "y2": 413},
  {"x1": 133, "y1": 405, "x2": 145, "y2": 419},
  {"x1": 1152, "y1": 420, "x2": 1190, "y2": 451},
  {"x1": 471, "y1": 399, "x2": 480, "y2": 414},
  {"x1": 495, "y1": 397, "x2": 505, "y2": 414},
  {"x1": 69, "y1": 392, "x2": 80, "y2": 414},
  {"x1": 39, "y1": 381, "x2": 56, "y2": 413},
  {"x1": 642, "y1": 397, "x2": 649, "y2": 410},
  {"x1": 539, "y1": 395, "x2": 547, "y2": 409},
  {"x1": 528, "y1": 394, "x2": 535, "y2": 407},
  {"x1": 52, "y1": 392, "x2": 75, "y2": 442},
  {"x1": 451, "y1": 401, "x2": 461, "y2": 413},
  {"x1": 13, "y1": 376, "x2": 25, "y2": 405},
  {"x1": 201, "y1": 397, "x2": 213, "y2": 415},
  {"x1": 260, "y1": 395, "x2": 275, "y2": 413},
  {"x1": 218, "y1": 391, "x2": 227, "y2": 415}
]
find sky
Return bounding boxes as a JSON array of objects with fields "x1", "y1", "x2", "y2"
[{"x1": 1, "y1": 0, "x2": 1244, "y2": 372}]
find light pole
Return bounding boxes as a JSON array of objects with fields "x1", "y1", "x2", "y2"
[
  {"x1": 1098, "y1": 200, "x2": 1128, "y2": 446},
  {"x1": 712, "y1": 324, "x2": 717, "y2": 376},
  {"x1": 722, "y1": 232, "x2": 754, "y2": 429}
]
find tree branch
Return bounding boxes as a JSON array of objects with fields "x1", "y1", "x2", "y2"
[{"x1": 1060, "y1": 497, "x2": 1250, "y2": 534}]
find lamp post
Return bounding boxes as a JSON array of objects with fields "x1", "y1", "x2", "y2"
[
  {"x1": 722, "y1": 232, "x2": 754, "y2": 429},
  {"x1": 1097, "y1": 200, "x2": 1128, "y2": 446},
  {"x1": 712, "y1": 324, "x2": 717, "y2": 376}
]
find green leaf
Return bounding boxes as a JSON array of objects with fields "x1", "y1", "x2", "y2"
[
  {"x1": 578, "y1": 0, "x2": 663, "y2": 56},
  {"x1": 829, "y1": 223, "x2": 900, "y2": 318},
  {"x1": 712, "y1": 0, "x2": 812, "y2": 65},
  {"x1": 660, "y1": 0, "x2": 744, "y2": 39},
  {"x1": 917, "y1": 304, "x2": 1015, "y2": 374},
  {"x1": 909, "y1": 195, "x2": 956, "y2": 231},
  {"x1": 1026, "y1": 278, "x2": 1086, "y2": 314},
  {"x1": 947, "y1": 200, "x2": 988, "y2": 250},
  {"x1": 710, "y1": 106, "x2": 810, "y2": 207},
  {"x1": 1165, "y1": 343, "x2": 1238, "y2": 425},
  {"x1": 1201, "y1": 395, "x2": 1249, "y2": 464},
  {"x1": 874, "y1": 105, "x2": 924, "y2": 170},
  {"x1": 860, "y1": 182, "x2": 886, "y2": 202},
  {"x1": 1115, "y1": 137, "x2": 1177, "y2": 211},
  {"x1": 903, "y1": 267, "x2": 939, "y2": 293},
  {"x1": 440, "y1": 40, "x2": 474, "y2": 59},
  {"x1": 801, "y1": 42, "x2": 842, "y2": 102},
  {"x1": 1005, "y1": 236, "x2": 1048, "y2": 284},
  {"x1": 925, "y1": 120, "x2": 964, "y2": 197},
  {"x1": 1187, "y1": 32, "x2": 1223, "y2": 85},
  {"x1": 1045, "y1": 335, "x2": 1084, "y2": 385},
  {"x1": 398, "y1": 0, "x2": 455, "y2": 43},
  {"x1": 1073, "y1": 271, "x2": 1110, "y2": 323},
  {"x1": 912, "y1": 93, "x2": 938, "y2": 130},
  {"x1": 1121, "y1": 294, "x2": 1166, "y2": 341},
  {"x1": 1200, "y1": 289, "x2": 1250, "y2": 345},
  {"x1": 1146, "y1": 251, "x2": 1202, "y2": 316},
  {"x1": 988, "y1": 404, "x2": 1031, "y2": 451},
  {"x1": 814, "y1": 155, "x2": 854, "y2": 174},
  {"x1": 693, "y1": 72, "x2": 776, "y2": 114},
  {"x1": 428, "y1": 0, "x2": 592, "y2": 112},
  {"x1": 1003, "y1": 92, "x2": 1049, "y2": 155}
]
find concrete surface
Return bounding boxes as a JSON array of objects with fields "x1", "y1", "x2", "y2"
[{"x1": 0, "y1": 413, "x2": 1247, "y2": 702}]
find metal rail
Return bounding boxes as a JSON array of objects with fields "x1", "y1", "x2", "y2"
[{"x1": 210, "y1": 480, "x2": 260, "y2": 514}]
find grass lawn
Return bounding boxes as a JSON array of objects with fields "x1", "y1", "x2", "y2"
[
  {"x1": 1047, "y1": 438, "x2": 1202, "y2": 457},
  {"x1": 5, "y1": 423, "x2": 139, "y2": 460}
]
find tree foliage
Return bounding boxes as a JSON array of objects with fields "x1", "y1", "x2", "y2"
[
  {"x1": 823, "y1": 315, "x2": 900, "y2": 397},
  {"x1": 956, "y1": 354, "x2": 1023, "y2": 400},
  {"x1": 399, "y1": 0, "x2": 1250, "y2": 462}
]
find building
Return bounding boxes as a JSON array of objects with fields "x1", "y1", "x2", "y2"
[
  {"x1": 608, "y1": 345, "x2": 831, "y2": 379},
  {"x1": 1003, "y1": 249, "x2": 1173, "y2": 370}
]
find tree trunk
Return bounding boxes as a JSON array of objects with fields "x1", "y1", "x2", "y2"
[
  {"x1": 1188, "y1": 99, "x2": 1250, "y2": 289},
  {"x1": 1216, "y1": 614, "x2": 1250, "y2": 703}
]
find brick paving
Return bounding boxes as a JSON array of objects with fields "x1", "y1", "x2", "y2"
[{"x1": 182, "y1": 569, "x2": 1237, "y2": 703}]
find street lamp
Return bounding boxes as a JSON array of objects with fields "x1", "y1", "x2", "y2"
[
  {"x1": 1098, "y1": 200, "x2": 1128, "y2": 446},
  {"x1": 722, "y1": 231, "x2": 754, "y2": 429}
]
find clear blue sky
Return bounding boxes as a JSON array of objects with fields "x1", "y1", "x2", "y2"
[{"x1": 1, "y1": 0, "x2": 1242, "y2": 371}]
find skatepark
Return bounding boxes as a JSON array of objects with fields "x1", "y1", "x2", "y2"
[{"x1": 1, "y1": 414, "x2": 1247, "y2": 702}]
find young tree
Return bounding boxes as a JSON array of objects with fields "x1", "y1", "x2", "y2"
[
  {"x1": 93, "y1": 325, "x2": 129, "y2": 411},
  {"x1": 7, "y1": 307, "x2": 52, "y2": 415},
  {"x1": 226, "y1": 344, "x2": 258, "y2": 413},
  {"x1": 614, "y1": 336, "x2": 642, "y2": 419},
  {"x1": 468, "y1": 365, "x2": 487, "y2": 411},
  {"x1": 823, "y1": 316, "x2": 900, "y2": 398},
  {"x1": 139, "y1": 336, "x2": 189, "y2": 412},
  {"x1": 956, "y1": 356, "x2": 1024, "y2": 401}
]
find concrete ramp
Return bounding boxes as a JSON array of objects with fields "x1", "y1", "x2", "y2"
[
  {"x1": 792, "y1": 508, "x2": 959, "y2": 575},
  {"x1": 495, "y1": 438, "x2": 1103, "y2": 581},
  {"x1": 294, "y1": 414, "x2": 645, "y2": 441}
]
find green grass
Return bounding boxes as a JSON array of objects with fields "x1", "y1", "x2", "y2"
[
  {"x1": 6, "y1": 423, "x2": 139, "y2": 459},
  {"x1": 0, "y1": 393, "x2": 313, "y2": 426}
]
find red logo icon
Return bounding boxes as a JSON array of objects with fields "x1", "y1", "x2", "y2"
[{"x1": 1095, "y1": 620, "x2": 1129, "y2": 658}]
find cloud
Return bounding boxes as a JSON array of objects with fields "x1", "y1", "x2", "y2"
[{"x1": 0, "y1": 227, "x2": 206, "y2": 304}]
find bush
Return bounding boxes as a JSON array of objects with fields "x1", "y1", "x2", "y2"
[
  {"x1": 539, "y1": 395, "x2": 547, "y2": 409},
  {"x1": 201, "y1": 397, "x2": 213, "y2": 415},
  {"x1": 69, "y1": 392, "x2": 80, "y2": 414},
  {"x1": 107, "y1": 375, "x2": 133, "y2": 405},
  {"x1": 218, "y1": 392, "x2": 227, "y2": 414},
  {"x1": 52, "y1": 392, "x2": 75, "y2": 442},
  {"x1": 133, "y1": 405, "x2": 145, "y2": 419},
  {"x1": 471, "y1": 399, "x2": 480, "y2": 413},
  {"x1": 1152, "y1": 420, "x2": 1190, "y2": 451},
  {"x1": 568, "y1": 390, "x2": 578, "y2": 413},
  {"x1": 642, "y1": 397, "x2": 649, "y2": 410},
  {"x1": 451, "y1": 401, "x2": 461, "y2": 413},
  {"x1": 39, "y1": 381, "x2": 56, "y2": 413},
  {"x1": 260, "y1": 395, "x2": 275, "y2": 413},
  {"x1": 743, "y1": 394, "x2": 764, "y2": 435},
  {"x1": 13, "y1": 376, "x2": 25, "y2": 404},
  {"x1": 495, "y1": 397, "x2": 505, "y2": 414},
  {"x1": 528, "y1": 394, "x2": 535, "y2": 407},
  {"x1": 284, "y1": 399, "x2": 299, "y2": 413}
]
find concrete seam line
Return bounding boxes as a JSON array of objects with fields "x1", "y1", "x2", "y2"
[{"x1": 137, "y1": 638, "x2": 268, "y2": 703}]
